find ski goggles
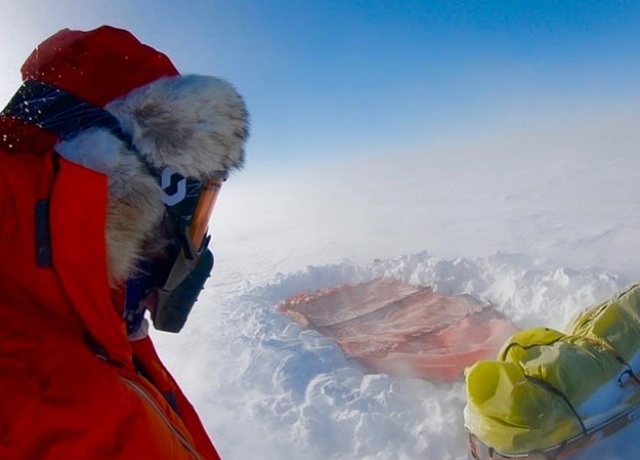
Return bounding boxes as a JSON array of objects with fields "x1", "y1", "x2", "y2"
[
  {"x1": 149, "y1": 169, "x2": 227, "y2": 332},
  {"x1": 161, "y1": 169, "x2": 226, "y2": 258},
  {"x1": 124, "y1": 171, "x2": 227, "y2": 334}
]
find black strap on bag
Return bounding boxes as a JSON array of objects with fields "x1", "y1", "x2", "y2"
[{"x1": 524, "y1": 375, "x2": 588, "y2": 436}]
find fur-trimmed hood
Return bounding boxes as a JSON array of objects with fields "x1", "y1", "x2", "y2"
[
  {"x1": 107, "y1": 74, "x2": 248, "y2": 179},
  {"x1": 57, "y1": 74, "x2": 248, "y2": 285},
  {"x1": 17, "y1": 26, "x2": 249, "y2": 285}
]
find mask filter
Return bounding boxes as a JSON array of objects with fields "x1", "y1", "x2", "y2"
[{"x1": 152, "y1": 248, "x2": 214, "y2": 333}]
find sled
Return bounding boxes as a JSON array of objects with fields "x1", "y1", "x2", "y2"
[
  {"x1": 277, "y1": 278, "x2": 518, "y2": 381},
  {"x1": 467, "y1": 396, "x2": 640, "y2": 460},
  {"x1": 464, "y1": 283, "x2": 640, "y2": 459}
]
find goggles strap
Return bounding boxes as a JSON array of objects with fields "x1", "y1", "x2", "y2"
[{"x1": 2, "y1": 79, "x2": 162, "y2": 179}]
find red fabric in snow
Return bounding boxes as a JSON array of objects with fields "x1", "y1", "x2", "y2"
[{"x1": 278, "y1": 278, "x2": 518, "y2": 381}]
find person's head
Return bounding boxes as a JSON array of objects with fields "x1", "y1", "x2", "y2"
[{"x1": 3, "y1": 26, "x2": 249, "y2": 332}]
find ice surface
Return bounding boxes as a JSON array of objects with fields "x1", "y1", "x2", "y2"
[{"x1": 152, "y1": 128, "x2": 640, "y2": 460}]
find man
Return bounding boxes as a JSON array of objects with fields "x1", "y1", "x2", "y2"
[{"x1": 0, "y1": 25, "x2": 248, "y2": 459}]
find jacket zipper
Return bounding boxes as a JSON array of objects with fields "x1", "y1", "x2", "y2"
[{"x1": 121, "y1": 377, "x2": 205, "y2": 460}]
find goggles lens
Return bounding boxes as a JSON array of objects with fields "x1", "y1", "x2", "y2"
[{"x1": 188, "y1": 178, "x2": 223, "y2": 252}]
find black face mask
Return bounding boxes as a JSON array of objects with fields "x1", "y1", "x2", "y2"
[
  {"x1": 151, "y1": 245, "x2": 215, "y2": 333},
  {"x1": 124, "y1": 245, "x2": 214, "y2": 334}
]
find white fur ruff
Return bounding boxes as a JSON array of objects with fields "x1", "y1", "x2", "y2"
[
  {"x1": 107, "y1": 74, "x2": 248, "y2": 179},
  {"x1": 55, "y1": 74, "x2": 249, "y2": 284}
]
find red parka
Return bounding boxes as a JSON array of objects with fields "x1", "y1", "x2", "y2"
[{"x1": 0, "y1": 27, "x2": 221, "y2": 460}]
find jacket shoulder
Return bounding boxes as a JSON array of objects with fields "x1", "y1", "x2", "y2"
[{"x1": 0, "y1": 304, "x2": 215, "y2": 460}]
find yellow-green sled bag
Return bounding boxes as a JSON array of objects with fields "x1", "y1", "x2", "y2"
[{"x1": 464, "y1": 283, "x2": 640, "y2": 458}]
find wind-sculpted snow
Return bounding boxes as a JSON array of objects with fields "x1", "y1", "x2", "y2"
[{"x1": 154, "y1": 251, "x2": 629, "y2": 460}]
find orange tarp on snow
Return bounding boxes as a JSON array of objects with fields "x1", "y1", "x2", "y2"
[{"x1": 278, "y1": 278, "x2": 518, "y2": 381}]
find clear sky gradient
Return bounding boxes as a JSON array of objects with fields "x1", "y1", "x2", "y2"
[{"x1": 1, "y1": 1, "x2": 639, "y2": 169}]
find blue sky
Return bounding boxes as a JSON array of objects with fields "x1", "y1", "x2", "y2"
[{"x1": 1, "y1": 1, "x2": 639, "y2": 169}]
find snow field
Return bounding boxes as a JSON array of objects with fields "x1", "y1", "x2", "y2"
[{"x1": 153, "y1": 119, "x2": 640, "y2": 459}]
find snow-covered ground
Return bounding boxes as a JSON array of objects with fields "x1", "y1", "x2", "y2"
[{"x1": 153, "y1": 115, "x2": 640, "y2": 460}]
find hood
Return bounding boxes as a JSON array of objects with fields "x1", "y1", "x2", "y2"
[
  {"x1": 0, "y1": 25, "x2": 249, "y2": 363},
  {"x1": 17, "y1": 25, "x2": 249, "y2": 284}
]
